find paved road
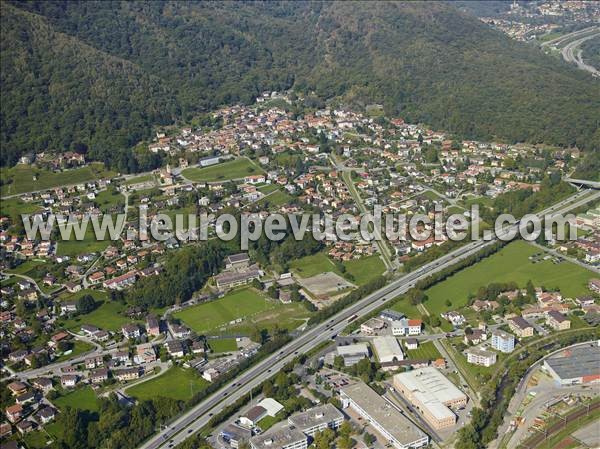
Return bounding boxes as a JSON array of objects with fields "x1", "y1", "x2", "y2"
[
  {"x1": 139, "y1": 189, "x2": 599, "y2": 449},
  {"x1": 561, "y1": 32, "x2": 600, "y2": 76}
]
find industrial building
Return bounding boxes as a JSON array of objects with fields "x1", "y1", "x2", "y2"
[
  {"x1": 543, "y1": 345, "x2": 600, "y2": 385},
  {"x1": 287, "y1": 403, "x2": 344, "y2": 437},
  {"x1": 249, "y1": 426, "x2": 307, "y2": 449},
  {"x1": 372, "y1": 336, "x2": 404, "y2": 366},
  {"x1": 393, "y1": 367, "x2": 467, "y2": 429},
  {"x1": 336, "y1": 343, "x2": 370, "y2": 367},
  {"x1": 220, "y1": 424, "x2": 252, "y2": 448},
  {"x1": 340, "y1": 382, "x2": 429, "y2": 449}
]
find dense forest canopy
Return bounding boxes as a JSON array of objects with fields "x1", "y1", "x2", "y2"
[{"x1": 1, "y1": 1, "x2": 599, "y2": 169}]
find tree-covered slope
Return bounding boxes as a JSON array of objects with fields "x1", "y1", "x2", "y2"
[{"x1": 2, "y1": 1, "x2": 599, "y2": 170}]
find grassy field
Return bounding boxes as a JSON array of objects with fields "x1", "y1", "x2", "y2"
[
  {"x1": 344, "y1": 255, "x2": 385, "y2": 285},
  {"x1": 290, "y1": 251, "x2": 384, "y2": 286},
  {"x1": 257, "y1": 189, "x2": 293, "y2": 207},
  {"x1": 53, "y1": 386, "x2": 99, "y2": 412},
  {"x1": 174, "y1": 287, "x2": 276, "y2": 334},
  {"x1": 182, "y1": 158, "x2": 264, "y2": 182},
  {"x1": 424, "y1": 241, "x2": 596, "y2": 315},
  {"x1": 290, "y1": 252, "x2": 340, "y2": 278},
  {"x1": 390, "y1": 297, "x2": 422, "y2": 319},
  {"x1": 0, "y1": 197, "x2": 42, "y2": 222},
  {"x1": 93, "y1": 189, "x2": 125, "y2": 212},
  {"x1": 56, "y1": 225, "x2": 111, "y2": 257},
  {"x1": 1, "y1": 163, "x2": 115, "y2": 197},
  {"x1": 406, "y1": 341, "x2": 442, "y2": 361},
  {"x1": 124, "y1": 173, "x2": 155, "y2": 185},
  {"x1": 208, "y1": 338, "x2": 237, "y2": 353},
  {"x1": 218, "y1": 302, "x2": 312, "y2": 336},
  {"x1": 7, "y1": 259, "x2": 47, "y2": 277},
  {"x1": 61, "y1": 297, "x2": 133, "y2": 332},
  {"x1": 126, "y1": 366, "x2": 209, "y2": 401}
]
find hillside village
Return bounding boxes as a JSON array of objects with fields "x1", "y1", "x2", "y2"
[{"x1": 1, "y1": 92, "x2": 599, "y2": 449}]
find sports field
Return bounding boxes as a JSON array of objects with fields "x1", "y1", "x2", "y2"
[
  {"x1": 181, "y1": 158, "x2": 264, "y2": 182},
  {"x1": 0, "y1": 163, "x2": 115, "y2": 197},
  {"x1": 173, "y1": 287, "x2": 276, "y2": 334},
  {"x1": 126, "y1": 366, "x2": 209, "y2": 401},
  {"x1": 424, "y1": 241, "x2": 596, "y2": 315}
]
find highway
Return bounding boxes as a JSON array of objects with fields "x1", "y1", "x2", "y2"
[
  {"x1": 561, "y1": 32, "x2": 600, "y2": 76},
  {"x1": 139, "y1": 188, "x2": 600, "y2": 449}
]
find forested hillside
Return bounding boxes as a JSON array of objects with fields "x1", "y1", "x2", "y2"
[{"x1": 2, "y1": 1, "x2": 599, "y2": 170}]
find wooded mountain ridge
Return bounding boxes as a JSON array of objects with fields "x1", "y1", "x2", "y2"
[{"x1": 2, "y1": 1, "x2": 599, "y2": 170}]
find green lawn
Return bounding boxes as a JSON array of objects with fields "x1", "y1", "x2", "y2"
[
  {"x1": 289, "y1": 252, "x2": 340, "y2": 278},
  {"x1": 344, "y1": 255, "x2": 385, "y2": 285},
  {"x1": 53, "y1": 340, "x2": 95, "y2": 362},
  {"x1": 182, "y1": 159, "x2": 264, "y2": 182},
  {"x1": 1, "y1": 163, "x2": 115, "y2": 196},
  {"x1": 390, "y1": 297, "x2": 422, "y2": 319},
  {"x1": 174, "y1": 287, "x2": 276, "y2": 334},
  {"x1": 208, "y1": 338, "x2": 237, "y2": 353},
  {"x1": 257, "y1": 414, "x2": 281, "y2": 431},
  {"x1": 424, "y1": 241, "x2": 596, "y2": 315},
  {"x1": 406, "y1": 341, "x2": 442, "y2": 361},
  {"x1": 53, "y1": 386, "x2": 99, "y2": 412},
  {"x1": 126, "y1": 366, "x2": 209, "y2": 401}
]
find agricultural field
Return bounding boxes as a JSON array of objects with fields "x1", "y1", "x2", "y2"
[
  {"x1": 424, "y1": 241, "x2": 596, "y2": 315},
  {"x1": 126, "y1": 366, "x2": 209, "y2": 401},
  {"x1": 0, "y1": 163, "x2": 115, "y2": 197},
  {"x1": 53, "y1": 386, "x2": 99, "y2": 412},
  {"x1": 181, "y1": 158, "x2": 264, "y2": 182},
  {"x1": 174, "y1": 287, "x2": 276, "y2": 334},
  {"x1": 405, "y1": 341, "x2": 442, "y2": 361}
]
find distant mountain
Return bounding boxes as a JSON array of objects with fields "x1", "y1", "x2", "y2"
[{"x1": 2, "y1": 1, "x2": 599, "y2": 170}]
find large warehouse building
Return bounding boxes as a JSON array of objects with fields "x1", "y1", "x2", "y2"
[
  {"x1": 543, "y1": 345, "x2": 600, "y2": 385},
  {"x1": 393, "y1": 367, "x2": 468, "y2": 429},
  {"x1": 340, "y1": 382, "x2": 429, "y2": 449}
]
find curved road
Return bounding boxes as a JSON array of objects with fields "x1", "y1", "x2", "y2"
[
  {"x1": 139, "y1": 189, "x2": 600, "y2": 449},
  {"x1": 561, "y1": 32, "x2": 600, "y2": 76}
]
